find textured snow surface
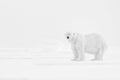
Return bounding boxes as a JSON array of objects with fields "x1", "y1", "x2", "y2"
[{"x1": 0, "y1": 46, "x2": 119, "y2": 80}]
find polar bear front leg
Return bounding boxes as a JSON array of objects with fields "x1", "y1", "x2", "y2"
[
  {"x1": 76, "y1": 49, "x2": 84, "y2": 61},
  {"x1": 71, "y1": 48, "x2": 79, "y2": 61}
]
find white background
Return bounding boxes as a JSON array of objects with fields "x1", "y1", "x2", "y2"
[
  {"x1": 0, "y1": 0, "x2": 120, "y2": 80},
  {"x1": 0, "y1": 0, "x2": 119, "y2": 48}
]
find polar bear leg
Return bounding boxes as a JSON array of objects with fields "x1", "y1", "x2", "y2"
[
  {"x1": 92, "y1": 48, "x2": 104, "y2": 61},
  {"x1": 76, "y1": 48, "x2": 84, "y2": 61},
  {"x1": 71, "y1": 48, "x2": 79, "y2": 61}
]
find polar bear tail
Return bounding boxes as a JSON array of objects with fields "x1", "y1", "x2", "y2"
[{"x1": 102, "y1": 41, "x2": 108, "y2": 53}]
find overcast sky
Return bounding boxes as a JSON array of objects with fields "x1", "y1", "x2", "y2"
[{"x1": 0, "y1": 0, "x2": 120, "y2": 48}]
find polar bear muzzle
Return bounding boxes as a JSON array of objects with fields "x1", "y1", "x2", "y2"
[{"x1": 67, "y1": 36, "x2": 69, "y2": 39}]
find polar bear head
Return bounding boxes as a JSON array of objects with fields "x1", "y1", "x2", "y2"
[
  {"x1": 65, "y1": 32, "x2": 78, "y2": 43},
  {"x1": 65, "y1": 32, "x2": 72, "y2": 39}
]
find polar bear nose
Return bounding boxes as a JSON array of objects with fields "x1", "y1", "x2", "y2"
[{"x1": 67, "y1": 36, "x2": 69, "y2": 39}]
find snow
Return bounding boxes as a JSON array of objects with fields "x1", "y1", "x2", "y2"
[{"x1": 0, "y1": 46, "x2": 120, "y2": 80}]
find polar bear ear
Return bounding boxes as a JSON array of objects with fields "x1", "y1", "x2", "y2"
[
  {"x1": 65, "y1": 32, "x2": 71, "y2": 35},
  {"x1": 73, "y1": 33, "x2": 75, "y2": 35}
]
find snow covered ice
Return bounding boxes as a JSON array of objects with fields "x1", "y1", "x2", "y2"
[{"x1": 0, "y1": 46, "x2": 120, "y2": 80}]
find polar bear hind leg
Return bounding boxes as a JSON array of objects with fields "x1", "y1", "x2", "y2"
[{"x1": 91, "y1": 47, "x2": 104, "y2": 61}]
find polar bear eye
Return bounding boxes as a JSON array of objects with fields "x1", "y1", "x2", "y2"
[{"x1": 67, "y1": 36, "x2": 69, "y2": 39}]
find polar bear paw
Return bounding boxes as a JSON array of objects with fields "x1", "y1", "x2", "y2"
[
  {"x1": 91, "y1": 58, "x2": 103, "y2": 61},
  {"x1": 71, "y1": 58, "x2": 84, "y2": 61}
]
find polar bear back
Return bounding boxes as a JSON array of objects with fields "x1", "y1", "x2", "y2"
[
  {"x1": 84, "y1": 33, "x2": 106, "y2": 53},
  {"x1": 73, "y1": 33, "x2": 106, "y2": 53}
]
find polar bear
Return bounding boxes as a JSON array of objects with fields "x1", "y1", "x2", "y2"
[{"x1": 65, "y1": 32, "x2": 107, "y2": 61}]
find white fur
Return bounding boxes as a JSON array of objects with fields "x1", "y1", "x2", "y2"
[{"x1": 65, "y1": 32, "x2": 107, "y2": 61}]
